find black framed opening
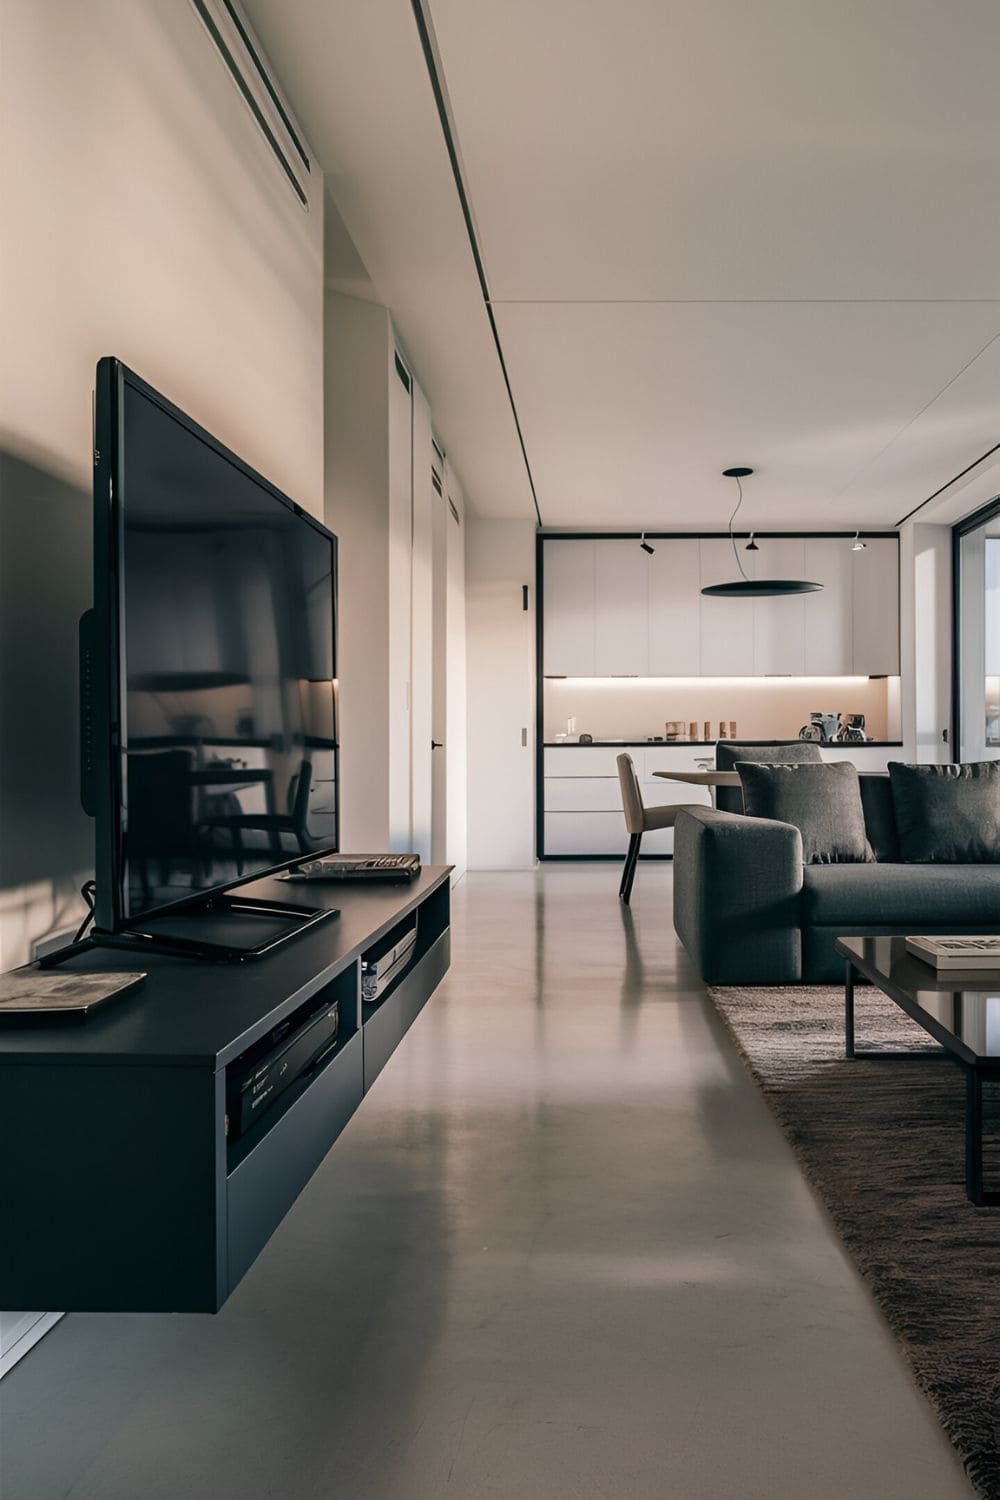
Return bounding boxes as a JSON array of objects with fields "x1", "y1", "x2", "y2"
[{"x1": 952, "y1": 497, "x2": 1000, "y2": 764}]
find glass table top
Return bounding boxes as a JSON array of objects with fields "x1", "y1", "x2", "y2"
[{"x1": 837, "y1": 936, "x2": 1000, "y2": 1063}]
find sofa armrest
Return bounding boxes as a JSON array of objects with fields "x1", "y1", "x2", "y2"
[{"x1": 672, "y1": 807, "x2": 804, "y2": 984}]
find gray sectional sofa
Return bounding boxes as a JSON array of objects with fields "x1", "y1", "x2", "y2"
[{"x1": 673, "y1": 773, "x2": 1000, "y2": 984}]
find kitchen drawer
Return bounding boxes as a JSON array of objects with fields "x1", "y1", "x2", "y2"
[
  {"x1": 543, "y1": 811, "x2": 676, "y2": 856},
  {"x1": 545, "y1": 776, "x2": 623, "y2": 813},
  {"x1": 544, "y1": 747, "x2": 626, "y2": 777},
  {"x1": 544, "y1": 812, "x2": 628, "y2": 855}
]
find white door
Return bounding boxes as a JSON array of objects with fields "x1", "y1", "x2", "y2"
[
  {"x1": 387, "y1": 349, "x2": 413, "y2": 850},
  {"x1": 444, "y1": 467, "x2": 468, "y2": 877},
  {"x1": 431, "y1": 448, "x2": 449, "y2": 863}
]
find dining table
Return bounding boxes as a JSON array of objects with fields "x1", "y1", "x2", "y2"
[{"x1": 652, "y1": 769, "x2": 741, "y2": 788}]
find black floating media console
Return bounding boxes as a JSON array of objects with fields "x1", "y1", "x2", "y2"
[{"x1": 0, "y1": 867, "x2": 451, "y2": 1313}]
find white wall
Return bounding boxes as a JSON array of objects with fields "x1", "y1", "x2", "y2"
[
  {"x1": 324, "y1": 290, "x2": 468, "y2": 867},
  {"x1": 0, "y1": 0, "x2": 323, "y2": 1376},
  {"x1": 466, "y1": 519, "x2": 536, "y2": 868},
  {"x1": 0, "y1": 0, "x2": 324, "y2": 975},
  {"x1": 544, "y1": 676, "x2": 897, "y2": 743}
]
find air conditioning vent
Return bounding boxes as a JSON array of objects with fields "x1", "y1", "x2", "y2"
[
  {"x1": 191, "y1": 0, "x2": 311, "y2": 207},
  {"x1": 448, "y1": 498, "x2": 460, "y2": 525},
  {"x1": 431, "y1": 436, "x2": 445, "y2": 465},
  {"x1": 432, "y1": 471, "x2": 443, "y2": 496}
]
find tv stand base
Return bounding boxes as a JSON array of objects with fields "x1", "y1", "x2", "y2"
[{"x1": 37, "y1": 895, "x2": 336, "y2": 966}]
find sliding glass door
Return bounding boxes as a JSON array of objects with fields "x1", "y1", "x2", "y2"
[{"x1": 955, "y1": 500, "x2": 1000, "y2": 761}]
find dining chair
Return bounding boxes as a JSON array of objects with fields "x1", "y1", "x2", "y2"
[
  {"x1": 714, "y1": 741, "x2": 822, "y2": 812},
  {"x1": 616, "y1": 753, "x2": 685, "y2": 904},
  {"x1": 200, "y1": 759, "x2": 314, "y2": 874}
]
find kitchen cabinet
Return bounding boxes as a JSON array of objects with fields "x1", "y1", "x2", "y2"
[
  {"x1": 542, "y1": 534, "x2": 899, "y2": 680},
  {"x1": 699, "y1": 539, "x2": 755, "y2": 676},
  {"x1": 803, "y1": 537, "x2": 853, "y2": 674},
  {"x1": 594, "y1": 540, "x2": 650, "y2": 675},
  {"x1": 542, "y1": 540, "x2": 596, "y2": 675},
  {"x1": 648, "y1": 539, "x2": 701, "y2": 675},
  {"x1": 752, "y1": 537, "x2": 806, "y2": 675},
  {"x1": 851, "y1": 538, "x2": 900, "y2": 675},
  {"x1": 541, "y1": 745, "x2": 710, "y2": 856}
]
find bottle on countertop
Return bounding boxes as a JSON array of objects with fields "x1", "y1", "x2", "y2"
[
  {"x1": 719, "y1": 720, "x2": 726, "y2": 740},
  {"x1": 689, "y1": 721, "x2": 697, "y2": 742},
  {"x1": 703, "y1": 720, "x2": 711, "y2": 741},
  {"x1": 730, "y1": 721, "x2": 737, "y2": 739}
]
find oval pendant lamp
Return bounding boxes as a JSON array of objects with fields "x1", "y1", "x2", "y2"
[{"x1": 701, "y1": 468, "x2": 823, "y2": 597}]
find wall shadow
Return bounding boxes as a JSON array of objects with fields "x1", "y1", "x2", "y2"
[{"x1": 0, "y1": 448, "x2": 92, "y2": 889}]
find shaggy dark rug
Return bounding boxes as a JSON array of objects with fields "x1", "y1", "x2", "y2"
[{"x1": 708, "y1": 981, "x2": 1000, "y2": 1498}]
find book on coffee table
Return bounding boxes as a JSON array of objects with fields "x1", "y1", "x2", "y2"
[
  {"x1": 0, "y1": 969, "x2": 146, "y2": 1020},
  {"x1": 905, "y1": 936, "x2": 1000, "y2": 972}
]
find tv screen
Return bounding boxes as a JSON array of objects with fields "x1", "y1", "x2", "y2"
[{"x1": 92, "y1": 359, "x2": 338, "y2": 932}]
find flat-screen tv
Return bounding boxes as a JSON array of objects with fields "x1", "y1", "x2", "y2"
[{"x1": 89, "y1": 358, "x2": 338, "y2": 939}]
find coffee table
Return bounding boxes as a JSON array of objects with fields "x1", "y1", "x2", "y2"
[{"x1": 836, "y1": 935, "x2": 1000, "y2": 1206}]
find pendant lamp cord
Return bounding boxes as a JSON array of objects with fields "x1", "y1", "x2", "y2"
[{"x1": 728, "y1": 476, "x2": 751, "y2": 581}]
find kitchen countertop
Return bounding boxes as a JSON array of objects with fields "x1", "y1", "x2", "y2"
[{"x1": 543, "y1": 739, "x2": 904, "y2": 748}]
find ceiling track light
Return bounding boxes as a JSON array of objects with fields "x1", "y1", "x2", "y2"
[
  {"x1": 701, "y1": 468, "x2": 823, "y2": 598},
  {"x1": 851, "y1": 530, "x2": 867, "y2": 552},
  {"x1": 639, "y1": 533, "x2": 655, "y2": 555}
]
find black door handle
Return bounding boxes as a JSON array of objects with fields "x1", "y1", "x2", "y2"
[{"x1": 431, "y1": 741, "x2": 443, "y2": 749}]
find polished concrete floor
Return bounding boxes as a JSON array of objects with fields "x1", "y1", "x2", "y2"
[{"x1": 0, "y1": 865, "x2": 973, "y2": 1499}]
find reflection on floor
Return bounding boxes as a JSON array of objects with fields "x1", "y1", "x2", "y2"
[{"x1": 0, "y1": 865, "x2": 972, "y2": 1499}]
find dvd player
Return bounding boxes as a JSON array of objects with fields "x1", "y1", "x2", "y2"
[
  {"x1": 226, "y1": 994, "x2": 341, "y2": 1140},
  {"x1": 362, "y1": 924, "x2": 418, "y2": 1003}
]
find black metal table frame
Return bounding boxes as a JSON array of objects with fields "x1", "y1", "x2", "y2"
[{"x1": 844, "y1": 958, "x2": 1000, "y2": 1207}]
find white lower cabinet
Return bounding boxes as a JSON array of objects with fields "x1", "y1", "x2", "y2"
[
  {"x1": 544, "y1": 812, "x2": 675, "y2": 856},
  {"x1": 542, "y1": 745, "x2": 712, "y2": 856}
]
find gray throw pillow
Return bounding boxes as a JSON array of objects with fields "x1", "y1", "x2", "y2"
[
  {"x1": 887, "y1": 761, "x2": 1000, "y2": 863},
  {"x1": 736, "y1": 761, "x2": 874, "y2": 865}
]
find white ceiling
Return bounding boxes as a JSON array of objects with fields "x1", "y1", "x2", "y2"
[{"x1": 245, "y1": 0, "x2": 1000, "y2": 529}]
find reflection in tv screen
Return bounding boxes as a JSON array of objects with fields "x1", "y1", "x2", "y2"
[{"x1": 120, "y1": 384, "x2": 338, "y2": 918}]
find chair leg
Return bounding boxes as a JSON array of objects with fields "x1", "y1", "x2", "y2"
[{"x1": 620, "y1": 833, "x2": 641, "y2": 903}]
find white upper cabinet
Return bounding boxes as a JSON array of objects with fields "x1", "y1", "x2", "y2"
[
  {"x1": 699, "y1": 538, "x2": 755, "y2": 675},
  {"x1": 803, "y1": 537, "x2": 854, "y2": 674},
  {"x1": 594, "y1": 540, "x2": 650, "y2": 675},
  {"x1": 648, "y1": 539, "x2": 701, "y2": 675},
  {"x1": 851, "y1": 538, "x2": 900, "y2": 675},
  {"x1": 752, "y1": 536, "x2": 806, "y2": 675},
  {"x1": 542, "y1": 534, "x2": 899, "y2": 678},
  {"x1": 542, "y1": 540, "x2": 596, "y2": 675}
]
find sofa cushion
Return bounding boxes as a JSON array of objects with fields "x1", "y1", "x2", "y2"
[
  {"x1": 859, "y1": 772, "x2": 900, "y2": 862},
  {"x1": 802, "y1": 863, "x2": 1000, "y2": 926},
  {"x1": 888, "y1": 760, "x2": 1000, "y2": 863},
  {"x1": 737, "y1": 761, "x2": 873, "y2": 865},
  {"x1": 715, "y1": 741, "x2": 822, "y2": 813}
]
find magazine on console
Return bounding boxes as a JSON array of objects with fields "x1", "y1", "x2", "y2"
[{"x1": 905, "y1": 936, "x2": 1000, "y2": 971}]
